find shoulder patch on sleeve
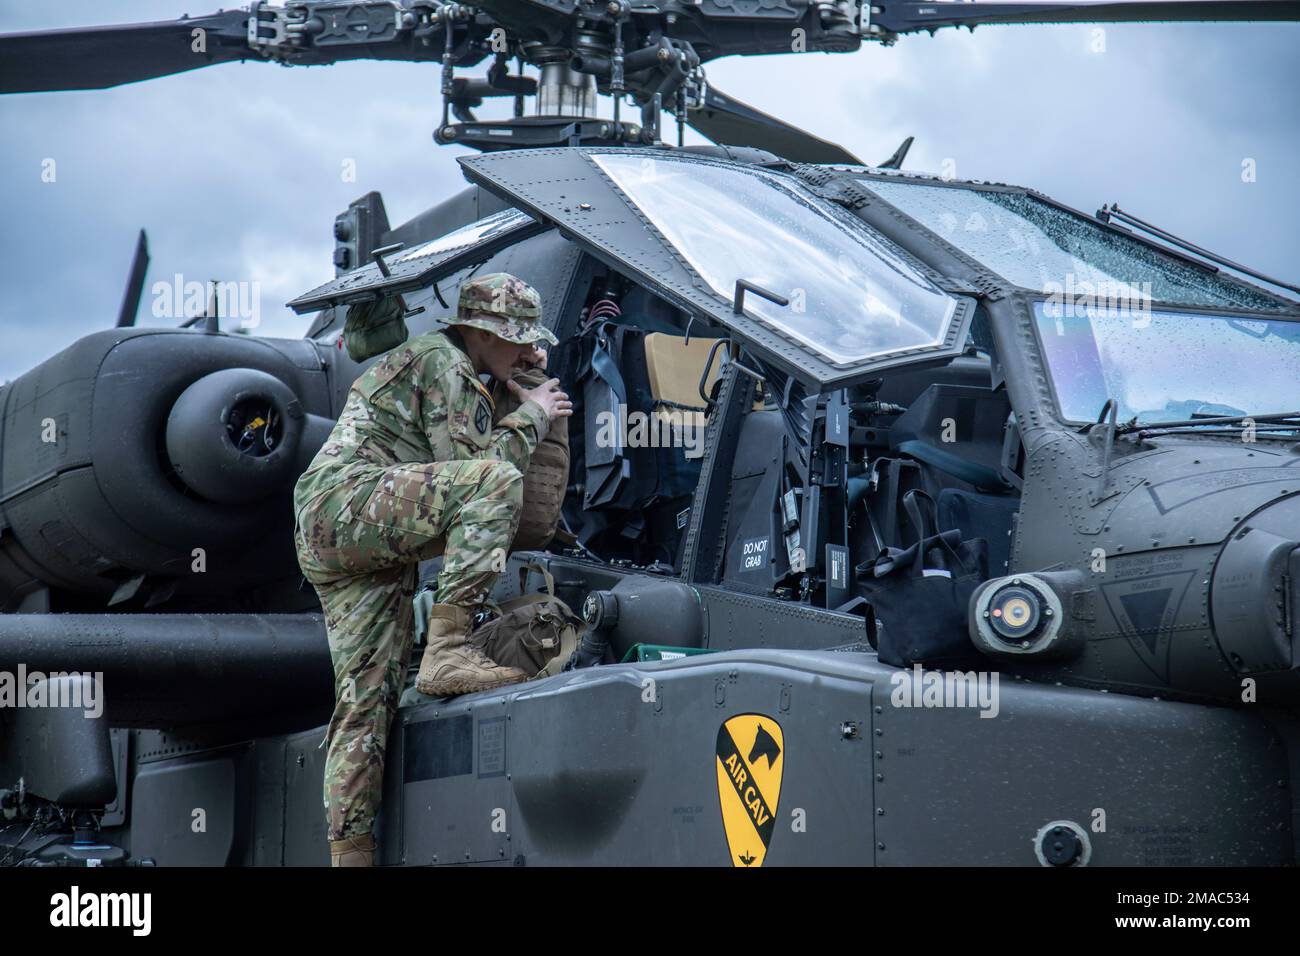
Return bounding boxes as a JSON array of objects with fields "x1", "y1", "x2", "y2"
[{"x1": 447, "y1": 365, "x2": 494, "y2": 452}]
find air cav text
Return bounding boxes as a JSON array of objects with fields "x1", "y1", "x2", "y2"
[{"x1": 723, "y1": 752, "x2": 771, "y2": 828}]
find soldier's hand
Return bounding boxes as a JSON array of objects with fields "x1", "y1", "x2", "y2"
[
  {"x1": 519, "y1": 345, "x2": 548, "y2": 370},
  {"x1": 508, "y1": 376, "x2": 572, "y2": 423}
]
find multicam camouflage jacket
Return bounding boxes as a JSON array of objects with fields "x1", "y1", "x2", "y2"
[{"x1": 293, "y1": 331, "x2": 550, "y2": 522}]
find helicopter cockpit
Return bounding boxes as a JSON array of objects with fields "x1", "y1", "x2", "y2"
[
  {"x1": 291, "y1": 146, "x2": 998, "y2": 604},
  {"x1": 291, "y1": 143, "x2": 1300, "y2": 701}
]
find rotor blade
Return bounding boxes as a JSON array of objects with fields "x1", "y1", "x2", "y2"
[
  {"x1": 0, "y1": 10, "x2": 257, "y2": 94},
  {"x1": 686, "y1": 86, "x2": 861, "y2": 165},
  {"x1": 116, "y1": 229, "x2": 151, "y2": 329},
  {"x1": 867, "y1": 1, "x2": 1300, "y2": 39}
]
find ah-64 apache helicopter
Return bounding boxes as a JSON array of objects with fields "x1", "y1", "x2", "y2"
[{"x1": 1, "y1": 0, "x2": 1299, "y2": 868}]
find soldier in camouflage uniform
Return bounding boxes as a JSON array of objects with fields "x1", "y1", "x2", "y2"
[{"x1": 293, "y1": 273, "x2": 571, "y2": 867}]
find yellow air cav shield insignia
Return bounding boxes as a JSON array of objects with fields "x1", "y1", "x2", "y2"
[{"x1": 715, "y1": 714, "x2": 783, "y2": 867}]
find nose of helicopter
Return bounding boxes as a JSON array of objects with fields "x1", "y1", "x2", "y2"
[
  {"x1": 1210, "y1": 494, "x2": 1300, "y2": 678},
  {"x1": 965, "y1": 437, "x2": 1300, "y2": 703}
]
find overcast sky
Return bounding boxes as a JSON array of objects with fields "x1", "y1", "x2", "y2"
[{"x1": 1, "y1": 2, "x2": 1296, "y2": 382}]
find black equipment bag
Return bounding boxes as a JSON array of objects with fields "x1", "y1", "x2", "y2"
[{"x1": 857, "y1": 489, "x2": 989, "y2": 668}]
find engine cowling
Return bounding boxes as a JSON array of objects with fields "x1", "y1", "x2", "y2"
[{"x1": 0, "y1": 328, "x2": 337, "y2": 610}]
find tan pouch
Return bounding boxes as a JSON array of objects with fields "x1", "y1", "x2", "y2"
[
  {"x1": 474, "y1": 564, "x2": 584, "y2": 679},
  {"x1": 493, "y1": 366, "x2": 569, "y2": 550}
]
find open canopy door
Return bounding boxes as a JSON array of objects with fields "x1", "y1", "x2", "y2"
[
  {"x1": 459, "y1": 148, "x2": 973, "y2": 389},
  {"x1": 288, "y1": 207, "x2": 545, "y2": 314}
]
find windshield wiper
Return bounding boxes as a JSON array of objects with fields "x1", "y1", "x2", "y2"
[
  {"x1": 1122, "y1": 410, "x2": 1300, "y2": 436},
  {"x1": 1082, "y1": 399, "x2": 1123, "y2": 503},
  {"x1": 1097, "y1": 204, "x2": 1300, "y2": 297},
  {"x1": 1135, "y1": 426, "x2": 1300, "y2": 440}
]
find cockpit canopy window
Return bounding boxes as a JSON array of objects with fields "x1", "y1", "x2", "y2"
[
  {"x1": 394, "y1": 208, "x2": 531, "y2": 263},
  {"x1": 288, "y1": 207, "x2": 539, "y2": 314},
  {"x1": 860, "y1": 179, "x2": 1288, "y2": 313},
  {"x1": 593, "y1": 154, "x2": 957, "y2": 367},
  {"x1": 1033, "y1": 302, "x2": 1300, "y2": 424}
]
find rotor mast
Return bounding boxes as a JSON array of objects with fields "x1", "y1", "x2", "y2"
[{"x1": 2, "y1": 1, "x2": 1298, "y2": 162}]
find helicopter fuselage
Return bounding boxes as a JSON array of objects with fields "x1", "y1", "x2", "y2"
[{"x1": 2, "y1": 143, "x2": 1298, "y2": 868}]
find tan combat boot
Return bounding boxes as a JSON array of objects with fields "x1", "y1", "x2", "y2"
[
  {"x1": 415, "y1": 603, "x2": 529, "y2": 696},
  {"x1": 330, "y1": 832, "x2": 374, "y2": 867}
]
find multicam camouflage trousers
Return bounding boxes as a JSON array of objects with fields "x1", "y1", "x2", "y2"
[{"x1": 295, "y1": 458, "x2": 524, "y2": 840}]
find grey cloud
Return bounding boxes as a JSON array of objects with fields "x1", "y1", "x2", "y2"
[{"x1": 1, "y1": 4, "x2": 1296, "y2": 382}]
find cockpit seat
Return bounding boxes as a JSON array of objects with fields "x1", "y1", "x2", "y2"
[
  {"x1": 889, "y1": 383, "x2": 1013, "y2": 493},
  {"x1": 887, "y1": 382, "x2": 1018, "y2": 574},
  {"x1": 642, "y1": 332, "x2": 720, "y2": 435},
  {"x1": 572, "y1": 324, "x2": 720, "y2": 565}
]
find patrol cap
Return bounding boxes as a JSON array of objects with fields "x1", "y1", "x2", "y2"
[{"x1": 452, "y1": 273, "x2": 558, "y2": 346}]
